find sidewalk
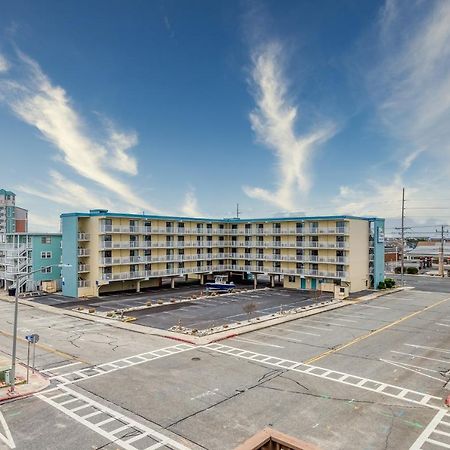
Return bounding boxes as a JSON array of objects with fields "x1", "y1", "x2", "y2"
[{"x1": 0, "y1": 362, "x2": 49, "y2": 403}]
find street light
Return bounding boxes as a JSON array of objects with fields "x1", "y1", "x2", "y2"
[{"x1": 9, "y1": 263, "x2": 72, "y2": 393}]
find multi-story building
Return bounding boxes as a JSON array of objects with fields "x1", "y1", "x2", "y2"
[
  {"x1": 61, "y1": 209, "x2": 385, "y2": 298},
  {"x1": 0, "y1": 233, "x2": 62, "y2": 292},
  {"x1": 0, "y1": 189, "x2": 28, "y2": 237}
]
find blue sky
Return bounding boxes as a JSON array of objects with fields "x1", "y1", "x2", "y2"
[{"x1": 0, "y1": 0, "x2": 449, "y2": 233}]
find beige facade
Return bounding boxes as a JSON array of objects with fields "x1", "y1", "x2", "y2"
[{"x1": 64, "y1": 212, "x2": 377, "y2": 298}]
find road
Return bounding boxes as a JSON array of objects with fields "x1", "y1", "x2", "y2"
[
  {"x1": 393, "y1": 274, "x2": 450, "y2": 292},
  {"x1": 0, "y1": 283, "x2": 449, "y2": 449}
]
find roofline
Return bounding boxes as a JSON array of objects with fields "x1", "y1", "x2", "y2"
[
  {"x1": 5, "y1": 232, "x2": 62, "y2": 236},
  {"x1": 60, "y1": 211, "x2": 383, "y2": 222}
]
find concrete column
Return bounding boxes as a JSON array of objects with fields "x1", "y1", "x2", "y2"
[
  {"x1": 270, "y1": 275, "x2": 275, "y2": 288},
  {"x1": 136, "y1": 280, "x2": 141, "y2": 293},
  {"x1": 200, "y1": 274, "x2": 205, "y2": 285},
  {"x1": 170, "y1": 278, "x2": 175, "y2": 289},
  {"x1": 185, "y1": 274, "x2": 188, "y2": 281},
  {"x1": 253, "y1": 273, "x2": 257, "y2": 290}
]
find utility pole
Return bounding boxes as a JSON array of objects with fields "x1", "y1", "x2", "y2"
[
  {"x1": 436, "y1": 225, "x2": 448, "y2": 277},
  {"x1": 400, "y1": 187, "x2": 405, "y2": 286},
  {"x1": 236, "y1": 203, "x2": 241, "y2": 219}
]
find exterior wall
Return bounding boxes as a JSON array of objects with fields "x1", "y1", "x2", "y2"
[
  {"x1": 61, "y1": 217, "x2": 78, "y2": 297},
  {"x1": 347, "y1": 219, "x2": 370, "y2": 292},
  {"x1": 61, "y1": 211, "x2": 384, "y2": 297},
  {"x1": 31, "y1": 235, "x2": 62, "y2": 284}
]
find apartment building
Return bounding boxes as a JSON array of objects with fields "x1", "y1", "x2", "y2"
[
  {"x1": 0, "y1": 189, "x2": 28, "y2": 237},
  {"x1": 61, "y1": 210, "x2": 384, "y2": 298},
  {"x1": 0, "y1": 233, "x2": 62, "y2": 292}
]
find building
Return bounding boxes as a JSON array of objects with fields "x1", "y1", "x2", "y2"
[
  {"x1": 0, "y1": 233, "x2": 62, "y2": 292},
  {"x1": 0, "y1": 189, "x2": 28, "y2": 237},
  {"x1": 60, "y1": 210, "x2": 385, "y2": 298}
]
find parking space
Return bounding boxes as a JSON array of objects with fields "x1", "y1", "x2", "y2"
[{"x1": 124, "y1": 288, "x2": 331, "y2": 330}]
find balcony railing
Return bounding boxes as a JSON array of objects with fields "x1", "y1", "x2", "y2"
[
  {"x1": 77, "y1": 248, "x2": 90, "y2": 257},
  {"x1": 78, "y1": 264, "x2": 90, "y2": 272},
  {"x1": 78, "y1": 280, "x2": 90, "y2": 287},
  {"x1": 78, "y1": 232, "x2": 90, "y2": 241}
]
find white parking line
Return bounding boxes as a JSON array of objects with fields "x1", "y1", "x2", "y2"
[
  {"x1": 437, "y1": 323, "x2": 450, "y2": 328},
  {"x1": 282, "y1": 328, "x2": 321, "y2": 337},
  {"x1": 0, "y1": 412, "x2": 15, "y2": 449},
  {"x1": 405, "y1": 344, "x2": 450, "y2": 355},
  {"x1": 287, "y1": 323, "x2": 330, "y2": 332},
  {"x1": 391, "y1": 351, "x2": 450, "y2": 365},
  {"x1": 357, "y1": 304, "x2": 390, "y2": 310},
  {"x1": 329, "y1": 317, "x2": 358, "y2": 323},
  {"x1": 381, "y1": 359, "x2": 444, "y2": 383},
  {"x1": 255, "y1": 331, "x2": 303, "y2": 344},
  {"x1": 232, "y1": 338, "x2": 284, "y2": 349}
]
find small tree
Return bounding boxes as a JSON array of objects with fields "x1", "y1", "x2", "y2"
[{"x1": 242, "y1": 302, "x2": 257, "y2": 321}]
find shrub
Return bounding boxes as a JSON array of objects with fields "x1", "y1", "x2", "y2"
[
  {"x1": 377, "y1": 281, "x2": 386, "y2": 290},
  {"x1": 384, "y1": 278, "x2": 396, "y2": 288},
  {"x1": 406, "y1": 267, "x2": 419, "y2": 274}
]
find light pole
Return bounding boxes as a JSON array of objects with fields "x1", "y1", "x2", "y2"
[{"x1": 9, "y1": 263, "x2": 71, "y2": 393}]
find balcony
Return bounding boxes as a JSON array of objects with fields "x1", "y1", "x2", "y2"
[
  {"x1": 78, "y1": 264, "x2": 90, "y2": 273},
  {"x1": 78, "y1": 232, "x2": 90, "y2": 241},
  {"x1": 77, "y1": 248, "x2": 90, "y2": 257},
  {"x1": 78, "y1": 280, "x2": 90, "y2": 288}
]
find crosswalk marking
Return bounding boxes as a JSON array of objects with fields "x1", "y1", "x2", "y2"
[
  {"x1": 36, "y1": 384, "x2": 191, "y2": 450},
  {"x1": 205, "y1": 343, "x2": 444, "y2": 410},
  {"x1": 410, "y1": 409, "x2": 450, "y2": 449}
]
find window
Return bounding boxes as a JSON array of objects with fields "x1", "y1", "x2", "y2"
[
  {"x1": 41, "y1": 266, "x2": 52, "y2": 274},
  {"x1": 288, "y1": 276, "x2": 295, "y2": 283},
  {"x1": 41, "y1": 236, "x2": 51, "y2": 244},
  {"x1": 41, "y1": 251, "x2": 52, "y2": 259}
]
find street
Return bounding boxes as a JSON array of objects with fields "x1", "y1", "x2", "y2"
[{"x1": 0, "y1": 278, "x2": 449, "y2": 449}]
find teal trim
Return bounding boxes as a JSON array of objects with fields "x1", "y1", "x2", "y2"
[
  {"x1": 61, "y1": 211, "x2": 381, "y2": 223},
  {"x1": 301, "y1": 278, "x2": 306, "y2": 289},
  {"x1": 61, "y1": 216, "x2": 78, "y2": 297},
  {"x1": 311, "y1": 278, "x2": 317, "y2": 290},
  {"x1": 372, "y1": 219, "x2": 385, "y2": 289}
]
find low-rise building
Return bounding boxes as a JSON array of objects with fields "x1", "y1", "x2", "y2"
[
  {"x1": 0, "y1": 233, "x2": 62, "y2": 292},
  {"x1": 60, "y1": 210, "x2": 385, "y2": 298}
]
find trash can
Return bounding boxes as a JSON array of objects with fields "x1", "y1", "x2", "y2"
[{"x1": 8, "y1": 288, "x2": 15, "y2": 297}]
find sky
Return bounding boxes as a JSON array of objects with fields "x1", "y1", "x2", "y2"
[{"x1": 0, "y1": 0, "x2": 449, "y2": 236}]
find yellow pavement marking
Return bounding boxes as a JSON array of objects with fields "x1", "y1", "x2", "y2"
[
  {"x1": 0, "y1": 329, "x2": 89, "y2": 364},
  {"x1": 304, "y1": 296, "x2": 450, "y2": 365}
]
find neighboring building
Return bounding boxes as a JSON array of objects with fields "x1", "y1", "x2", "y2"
[
  {"x1": 0, "y1": 233, "x2": 62, "y2": 292},
  {"x1": 60, "y1": 209, "x2": 385, "y2": 298},
  {"x1": 405, "y1": 240, "x2": 450, "y2": 264},
  {"x1": 0, "y1": 189, "x2": 28, "y2": 237}
]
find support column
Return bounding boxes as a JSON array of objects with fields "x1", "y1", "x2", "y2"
[
  {"x1": 200, "y1": 274, "x2": 205, "y2": 285},
  {"x1": 253, "y1": 273, "x2": 257, "y2": 290},
  {"x1": 270, "y1": 275, "x2": 275, "y2": 288},
  {"x1": 136, "y1": 280, "x2": 141, "y2": 293},
  {"x1": 170, "y1": 277, "x2": 175, "y2": 289}
]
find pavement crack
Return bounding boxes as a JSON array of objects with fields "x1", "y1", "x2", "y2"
[{"x1": 165, "y1": 368, "x2": 285, "y2": 429}]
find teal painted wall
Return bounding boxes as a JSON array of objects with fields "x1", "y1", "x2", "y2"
[
  {"x1": 61, "y1": 216, "x2": 78, "y2": 297},
  {"x1": 31, "y1": 235, "x2": 62, "y2": 282},
  {"x1": 372, "y1": 219, "x2": 385, "y2": 289}
]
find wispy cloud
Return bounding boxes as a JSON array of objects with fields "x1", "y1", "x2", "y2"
[
  {"x1": 0, "y1": 54, "x2": 9, "y2": 73},
  {"x1": 0, "y1": 50, "x2": 160, "y2": 214},
  {"x1": 333, "y1": 0, "x2": 450, "y2": 225},
  {"x1": 243, "y1": 42, "x2": 336, "y2": 211},
  {"x1": 181, "y1": 187, "x2": 201, "y2": 217}
]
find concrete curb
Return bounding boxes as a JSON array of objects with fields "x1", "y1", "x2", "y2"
[{"x1": 0, "y1": 287, "x2": 406, "y2": 346}]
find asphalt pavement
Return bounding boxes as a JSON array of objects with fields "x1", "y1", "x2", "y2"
[{"x1": 0, "y1": 279, "x2": 449, "y2": 450}]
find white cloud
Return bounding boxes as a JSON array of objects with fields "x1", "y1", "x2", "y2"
[
  {"x1": 332, "y1": 0, "x2": 450, "y2": 226},
  {"x1": 244, "y1": 42, "x2": 336, "y2": 211},
  {"x1": 181, "y1": 187, "x2": 201, "y2": 217},
  {"x1": 0, "y1": 50, "x2": 160, "y2": 214},
  {"x1": 0, "y1": 54, "x2": 9, "y2": 73}
]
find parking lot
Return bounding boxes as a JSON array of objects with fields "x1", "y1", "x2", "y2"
[
  {"x1": 1, "y1": 283, "x2": 449, "y2": 449},
  {"x1": 29, "y1": 285, "x2": 332, "y2": 331}
]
